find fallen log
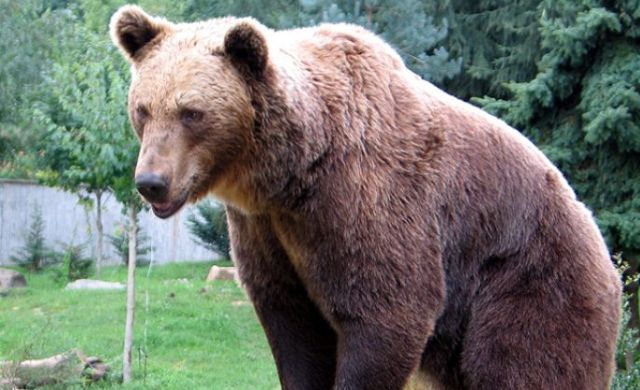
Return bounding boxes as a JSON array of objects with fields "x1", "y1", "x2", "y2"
[{"x1": 0, "y1": 349, "x2": 108, "y2": 389}]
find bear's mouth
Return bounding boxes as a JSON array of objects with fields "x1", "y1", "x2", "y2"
[{"x1": 150, "y1": 192, "x2": 188, "y2": 219}]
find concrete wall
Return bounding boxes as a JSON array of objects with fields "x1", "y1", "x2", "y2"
[{"x1": 0, "y1": 179, "x2": 218, "y2": 265}]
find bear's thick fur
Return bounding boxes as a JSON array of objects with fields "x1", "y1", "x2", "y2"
[{"x1": 111, "y1": 6, "x2": 621, "y2": 389}]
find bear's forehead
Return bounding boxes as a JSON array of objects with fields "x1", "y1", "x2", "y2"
[
  {"x1": 134, "y1": 23, "x2": 235, "y2": 82},
  {"x1": 164, "y1": 18, "x2": 240, "y2": 54},
  {"x1": 131, "y1": 53, "x2": 234, "y2": 103}
]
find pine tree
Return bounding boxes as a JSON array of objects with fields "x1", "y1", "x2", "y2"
[
  {"x1": 183, "y1": 0, "x2": 299, "y2": 27},
  {"x1": 430, "y1": 0, "x2": 542, "y2": 100},
  {"x1": 186, "y1": 200, "x2": 230, "y2": 258},
  {"x1": 11, "y1": 206, "x2": 55, "y2": 272}
]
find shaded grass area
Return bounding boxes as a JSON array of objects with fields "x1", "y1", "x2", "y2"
[{"x1": 0, "y1": 262, "x2": 279, "y2": 389}]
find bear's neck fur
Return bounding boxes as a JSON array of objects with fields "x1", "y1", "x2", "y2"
[{"x1": 229, "y1": 26, "x2": 448, "y2": 218}]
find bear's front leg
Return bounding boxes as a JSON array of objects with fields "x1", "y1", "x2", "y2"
[
  {"x1": 334, "y1": 319, "x2": 434, "y2": 390},
  {"x1": 318, "y1": 228, "x2": 446, "y2": 390},
  {"x1": 227, "y1": 208, "x2": 338, "y2": 390}
]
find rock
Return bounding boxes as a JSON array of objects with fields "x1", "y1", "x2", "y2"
[
  {"x1": 0, "y1": 268, "x2": 27, "y2": 293},
  {"x1": 206, "y1": 266, "x2": 239, "y2": 283},
  {"x1": 65, "y1": 279, "x2": 125, "y2": 291}
]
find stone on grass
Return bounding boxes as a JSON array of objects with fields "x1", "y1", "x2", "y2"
[
  {"x1": 65, "y1": 279, "x2": 125, "y2": 291},
  {"x1": 0, "y1": 268, "x2": 27, "y2": 293},
  {"x1": 206, "y1": 266, "x2": 239, "y2": 283}
]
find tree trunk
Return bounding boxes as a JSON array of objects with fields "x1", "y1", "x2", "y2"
[
  {"x1": 122, "y1": 205, "x2": 137, "y2": 383},
  {"x1": 95, "y1": 191, "x2": 103, "y2": 277}
]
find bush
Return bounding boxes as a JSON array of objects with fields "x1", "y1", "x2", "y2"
[
  {"x1": 186, "y1": 200, "x2": 230, "y2": 258},
  {"x1": 614, "y1": 293, "x2": 640, "y2": 389},
  {"x1": 10, "y1": 206, "x2": 57, "y2": 271},
  {"x1": 614, "y1": 257, "x2": 640, "y2": 389},
  {"x1": 107, "y1": 217, "x2": 153, "y2": 266},
  {"x1": 58, "y1": 243, "x2": 93, "y2": 281}
]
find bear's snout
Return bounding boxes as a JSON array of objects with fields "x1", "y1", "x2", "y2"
[{"x1": 135, "y1": 172, "x2": 169, "y2": 203}]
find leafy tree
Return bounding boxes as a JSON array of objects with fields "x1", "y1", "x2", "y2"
[
  {"x1": 186, "y1": 200, "x2": 230, "y2": 259},
  {"x1": 0, "y1": 0, "x2": 72, "y2": 178},
  {"x1": 34, "y1": 10, "x2": 136, "y2": 275},
  {"x1": 478, "y1": 0, "x2": 640, "y2": 340},
  {"x1": 26, "y1": 3, "x2": 142, "y2": 380}
]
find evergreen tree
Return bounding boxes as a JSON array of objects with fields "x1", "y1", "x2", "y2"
[
  {"x1": 430, "y1": 0, "x2": 542, "y2": 100},
  {"x1": 186, "y1": 200, "x2": 230, "y2": 258},
  {"x1": 57, "y1": 242, "x2": 94, "y2": 281},
  {"x1": 183, "y1": 0, "x2": 298, "y2": 27},
  {"x1": 11, "y1": 206, "x2": 56, "y2": 271}
]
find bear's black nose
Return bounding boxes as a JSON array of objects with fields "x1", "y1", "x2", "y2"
[{"x1": 135, "y1": 173, "x2": 169, "y2": 203}]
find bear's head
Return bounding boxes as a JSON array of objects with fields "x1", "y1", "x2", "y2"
[{"x1": 110, "y1": 5, "x2": 272, "y2": 218}]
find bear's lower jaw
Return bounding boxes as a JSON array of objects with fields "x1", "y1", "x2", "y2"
[{"x1": 150, "y1": 192, "x2": 188, "y2": 219}]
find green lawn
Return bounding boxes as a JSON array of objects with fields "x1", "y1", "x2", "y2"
[{"x1": 0, "y1": 262, "x2": 279, "y2": 389}]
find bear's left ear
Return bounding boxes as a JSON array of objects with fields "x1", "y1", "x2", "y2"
[
  {"x1": 224, "y1": 21, "x2": 269, "y2": 79},
  {"x1": 110, "y1": 5, "x2": 170, "y2": 63}
]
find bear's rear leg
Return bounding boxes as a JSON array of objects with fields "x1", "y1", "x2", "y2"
[{"x1": 460, "y1": 260, "x2": 618, "y2": 389}]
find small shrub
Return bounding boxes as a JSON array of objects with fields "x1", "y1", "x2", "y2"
[
  {"x1": 186, "y1": 200, "x2": 229, "y2": 258},
  {"x1": 613, "y1": 256, "x2": 640, "y2": 389},
  {"x1": 11, "y1": 206, "x2": 57, "y2": 272},
  {"x1": 614, "y1": 294, "x2": 640, "y2": 389},
  {"x1": 108, "y1": 218, "x2": 153, "y2": 266},
  {"x1": 59, "y1": 243, "x2": 94, "y2": 281}
]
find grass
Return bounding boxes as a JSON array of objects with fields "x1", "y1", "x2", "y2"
[{"x1": 0, "y1": 262, "x2": 279, "y2": 389}]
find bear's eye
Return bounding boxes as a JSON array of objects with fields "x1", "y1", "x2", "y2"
[
  {"x1": 135, "y1": 105, "x2": 150, "y2": 122},
  {"x1": 180, "y1": 109, "x2": 204, "y2": 126}
]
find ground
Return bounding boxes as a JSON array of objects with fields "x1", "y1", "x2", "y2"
[{"x1": 0, "y1": 262, "x2": 279, "y2": 389}]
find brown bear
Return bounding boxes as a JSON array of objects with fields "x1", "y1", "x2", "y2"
[{"x1": 110, "y1": 5, "x2": 622, "y2": 389}]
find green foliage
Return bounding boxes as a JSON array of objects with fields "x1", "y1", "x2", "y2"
[
  {"x1": 186, "y1": 201, "x2": 230, "y2": 258},
  {"x1": 614, "y1": 258, "x2": 640, "y2": 388},
  {"x1": 431, "y1": 0, "x2": 543, "y2": 100},
  {"x1": 108, "y1": 220, "x2": 154, "y2": 266},
  {"x1": 0, "y1": 0, "x2": 72, "y2": 178},
  {"x1": 614, "y1": 294, "x2": 640, "y2": 389},
  {"x1": 10, "y1": 206, "x2": 57, "y2": 272},
  {"x1": 183, "y1": 0, "x2": 297, "y2": 27},
  {"x1": 34, "y1": 14, "x2": 137, "y2": 202},
  {"x1": 57, "y1": 242, "x2": 94, "y2": 282}
]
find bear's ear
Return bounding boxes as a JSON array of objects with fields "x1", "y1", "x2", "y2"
[
  {"x1": 110, "y1": 5, "x2": 169, "y2": 63},
  {"x1": 224, "y1": 21, "x2": 269, "y2": 79}
]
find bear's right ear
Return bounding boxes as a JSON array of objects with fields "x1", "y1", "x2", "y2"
[
  {"x1": 110, "y1": 5, "x2": 169, "y2": 63},
  {"x1": 224, "y1": 21, "x2": 269, "y2": 79}
]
